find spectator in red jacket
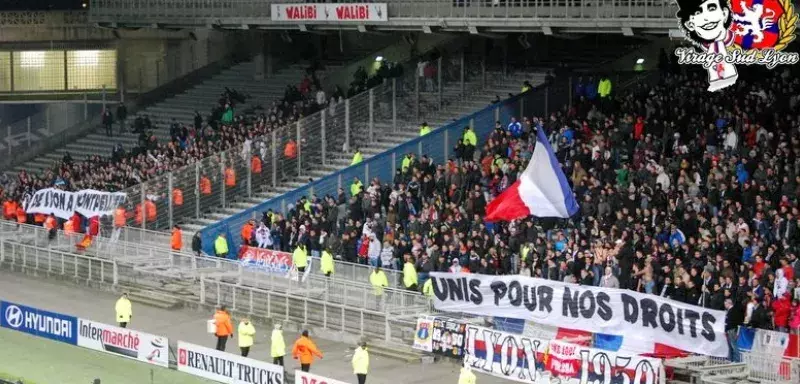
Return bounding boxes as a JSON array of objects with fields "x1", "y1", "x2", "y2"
[{"x1": 772, "y1": 293, "x2": 792, "y2": 332}]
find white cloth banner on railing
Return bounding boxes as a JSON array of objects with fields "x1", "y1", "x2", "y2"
[
  {"x1": 429, "y1": 272, "x2": 729, "y2": 357},
  {"x1": 463, "y1": 323, "x2": 665, "y2": 384},
  {"x1": 23, "y1": 188, "x2": 127, "y2": 220}
]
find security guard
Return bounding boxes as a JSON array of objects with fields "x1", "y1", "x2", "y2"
[
  {"x1": 293, "y1": 244, "x2": 308, "y2": 273},
  {"x1": 115, "y1": 292, "x2": 132, "y2": 328},
  {"x1": 214, "y1": 233, "x2": 229, "y2": 259},
  {"x1": 238, "y1": 317, "x2": 256, "y2": 357},
  {"x1": 422, "y1": 278, "x2": 434, "y2": 297},
  {"x1": 403, "y1": 255, "x2": 418, "y2": 291},
  {"x1": 352, "y1": 341, "x2": 370, "y2": 384},
  {"x1": 419, "y1": 122, "x2": 431, "y2": 136},
  {"x1": 350, "y1": 177, "x2": 363, "y2": 197},
  {"x1": 171, "y1": 225, "x2": 183, "y2": 251},
  {"x1": 351, "y1": 148, "x2": 363, "y2": 165},
  {"x1": 369, "y1": 267, "x2": 389, "y2": 309},
  {"x1": 214, "y1": 305, "x2": 234, "y2": 351},
  {"x1": 271, "y1": 323, "x2": 286, "y2": 366},
  {"x1": 458, "y1": 363, "x2": 477, "y2": 384},
  {"x1": 320, "y1": 247, "x2": 334, "y2": 277}
]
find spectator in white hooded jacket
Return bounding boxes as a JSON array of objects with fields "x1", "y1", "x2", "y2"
[
  {"x1": 255, "y1": 223, "x2": 272, "y2": 249},
  {"x1": 368, "y1": 235, "x2": 382, "y2": 267}
]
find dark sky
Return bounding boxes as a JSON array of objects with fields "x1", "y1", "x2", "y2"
[{"x1": 0, "y1": 1, "x2": 86, "y2": 11}]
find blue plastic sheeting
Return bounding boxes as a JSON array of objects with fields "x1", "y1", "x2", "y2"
[{"x1": 199, "y1": 94, "x2": 527, "y2": 257}]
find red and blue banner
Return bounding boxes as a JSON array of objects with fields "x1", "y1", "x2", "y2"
[{"x1": 238, "y1": 246, "x2": 293, "y2": 276}]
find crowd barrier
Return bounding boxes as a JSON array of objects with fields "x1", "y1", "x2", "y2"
[
  {"x1": 198, "y1": 74, "x2": 572, "y2": 257},
  {"x1": 0, "y1": 298, "x2": 363, "y2": 384}
]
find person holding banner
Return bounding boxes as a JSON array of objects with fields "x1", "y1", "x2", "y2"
[{"x1": 352, "y1": 341, "x2": 369, "y2": 384}]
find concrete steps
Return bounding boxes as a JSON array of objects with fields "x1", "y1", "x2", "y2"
[
  {"x1": 125, "y1": 289, "x2": 184, "y2": 310},
  {"x1": 363, "y1": 342, "x2": 426, "y2": 364}
]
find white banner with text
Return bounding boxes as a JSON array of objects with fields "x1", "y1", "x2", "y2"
[
  {"x1": 270, "y1": 3, "x2": 388, "y2": 22},
  {"x1": 77, "y1": 319, "x2": 169, "y2": 367},
  {"x1": 429, "y1": 272, "x2": 728, "y2": 357},
  {"x1": 177, "y1": 341, "x2": 285, "y2": 384},
  {"x1": 294, "y1": 371, "x2": 351, "y2": 384},
  {"x1": 463, "y1": 323, "x2": 664, "y2": 384},
  {"x1": 24, "y1": 188, "x2": 127, "y2": 220}
]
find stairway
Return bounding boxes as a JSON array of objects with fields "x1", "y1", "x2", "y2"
[
  {"x1": 181, "y1": 71, "x2": 544, "y2": 234},
  {"x1": 7, "y1": 61, "x2": 338, "y2": 177}
]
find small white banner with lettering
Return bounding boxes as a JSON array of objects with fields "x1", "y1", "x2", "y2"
[
  {"x1": 77, "y1": 318, "x2": 169, "y2": 367},
  {"x1": 271, "y1": 3, "x2": 388, "y2": 22},
  {"x1": 177, "y1": 341, "x2": 285, "y2": 384},
  {"x1": 294, "y1": 371, "x2": 351, "y2": 384},
  {"x1": 23, "y1": 188, "x2": 127, "y2": 220}
]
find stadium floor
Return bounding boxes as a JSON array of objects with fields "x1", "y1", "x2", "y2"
[
  {"x1": 0, "y1": 270, "x2": 511, "y2": 384},
  {"x1": 0, "y1": 328, "x2": 215, "y2": 384}
]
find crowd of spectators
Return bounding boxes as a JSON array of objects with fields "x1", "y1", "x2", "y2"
[
  {"x1": 0, "y1": 59, "x2": 402, "y2": 212},
  {"x1": 243, "y1": 64, "x2": 800, "y2": 336}
]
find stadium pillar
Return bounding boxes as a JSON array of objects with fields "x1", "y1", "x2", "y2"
[
  {"x1": 168, "y1": 173, "x2": 174, "y2": 228},
  {"x1": 444, "y1": 129, "x2": 449, "y2": 160},
  {"x1": 321, "y1": 108, "x2": 327, "y2": 166},
  {"x1": 414, "y1": 71, "x2": 420, "y2": 121},
  {"x1": 296, "y1": 121, "x2": 302, "y2": 176},
  {"x1": 568, "y1": 76, "x2": 573, "y2": 103},
  {"x1": 368, "y1": 88, "x2": 374, "y2": 143},
  {"x1": 271, "y1": 131, "x2": 277, "y2": 188},
  {"x1": 220, "y1": 151, "x2": 227, "y2": 209},
  {"x1": 460, "y1": 50, "x2": 465, "y2": 100},
  {"x1": 345, "y1": 99, "x2": 351, "y2": 152},
  {"x1": 26, "y1": 117, "x2": 31, "y2": 147},
  {"x1": 195, "y1": 162, "x2": 201, "y2": 219},
  {"x1": 83, "y1": 93, "x2": 89, "y2": 119},
  {"x1": 140, "y1": 183, "x2": 146, "y2": 230},
  {"x1": 391, "y1": 78, "x2": 397, "y2": 132},
  {"x1": 437, "y1": 56, "x2": 442, "y2": 110},
  {"x1": 6, "y1": 126, "x2": 10, "y2": 157}
]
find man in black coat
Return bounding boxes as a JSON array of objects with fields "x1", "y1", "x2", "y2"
[{"x1": 724, "y1": 297, "x2": 744, "y2": 362}]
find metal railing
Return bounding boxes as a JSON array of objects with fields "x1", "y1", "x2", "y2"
[
  {"x1": 0, "y1": 220, "x2": 415, "y2": 312},
  {"x1": 122, "y1": 49, "x2": 495, "y2": 233},
  {"x1": 668, "y1": 352, "x2": 800, "y2": 384},
  {"x1": 0, "y1": 100, "x2": 105, "y2": 162},
  {"x1": 197, "y1": 69, "x2": 571, "y2": 257},
  {"x1": 88, "y1": 0, "x2": 679, "y2": 24},
  {"x1": 0, "y1": 224, "x2": 422, "y2": 343}
]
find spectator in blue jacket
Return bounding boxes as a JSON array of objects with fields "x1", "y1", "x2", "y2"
[{"x1": 507, "y1": 117, "x2": 522, "y2": 138}]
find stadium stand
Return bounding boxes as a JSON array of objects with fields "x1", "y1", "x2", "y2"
[{"x1": 197, "y1": 61, "x2": 800, "y2": 335}]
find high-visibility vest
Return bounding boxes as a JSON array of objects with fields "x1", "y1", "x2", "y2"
[
  {"x1": 271, "y1": 330, "x2": 286, "y2": 358},
  {"x1": 145, "y1": 200, "x2": 157, "y2": 222},
  {"x1": 200, "y1": 176, "x2": 212, "y2": 195},
  {"x1": 419, "y1": 124, "x2": 431, "y2": 136},
  {"x1": 352, "y1": 346, "x2": 369, "y2": 375},
  {"x1": 238, "y1": 322, "x2": 256, "y2": 348},
  {"x1": 171, "y1": 229, "x2": 182, "y2": 250},
  {"x1": 44, "y1": 216, "x2": 57, "y2": 231},
  {"x1": 214, "y1": 236, "x2": 229, "y2": 255},
  {"x1": 370, "y1": 271, "x2": 389, "y2": 296},
  {"x1": 224, "y1": 168, "x2": 236, "y2": 187},
  {"x1": 114, "y1": 208, "x2": 127, "y2": 227},
  {"x1": 251, "y1": 156, "x2": 262, "y2": 174},
  {"x1": 64, "y1": 220, "x2": 75, "y2": 234},
  {"x1": 422, "y1": 278, "x2": 433, "y2": 297},
  {"x1": 241, "y1": 223, "x2": 253, "y2": 243},
  {"x1": 134, "y1": 204, "x2": 143, "y2": 224},
  {"x1": 284, "y1": 141, "x2": 297, "y2": 159},
  {"x1": 172, "y1": 188, "x2": 184, "y2": 206},
  {"x1": 34, "y1": 214, "x2": 45, "y2": 224},
  {"x1": 403, "y1": 262, "x2": 418, "y2": 288},
  {"x1": 2, "y1": 201, "x2": 13, "y2": 219},
  {"x1": 292, "y1": 246, "x2": 308, "y2": 268},
  {"x1": 320, "y1": 250, "x2": 334, "y2": 275},
  {"x1": 115, "y1": 297, "x2": 132, "y2": 323},
  {"x1": 16, "y1": 207, "x2": 26, "y2": 224},
  {"x1": 351, "y1": 151, "x2": 363, "y2": 165},
  {"x1": 350, "y1": 181, "x2": 362, "y2": 196}
]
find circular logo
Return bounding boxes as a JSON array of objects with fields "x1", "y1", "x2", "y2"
[
  {"x1": 416, "y1": 326, "x2": 429, "y2": 341},
  {"x1": 4, "y1": 305, "x2": 23, "y2": 328}
]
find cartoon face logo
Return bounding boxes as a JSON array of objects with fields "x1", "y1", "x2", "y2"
[{"x1": 679, "y1": 0, "x2": 733, "y2": 43}]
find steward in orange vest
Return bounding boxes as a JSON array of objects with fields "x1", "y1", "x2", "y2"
[
  {"x1": 172, "y1": 188, "x2": 184, "y2": 206},
  {"x1": 171, "y1": 225, "x2": 183, "y2": 251}
]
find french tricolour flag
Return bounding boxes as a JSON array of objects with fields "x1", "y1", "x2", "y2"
[
  {"x1": 737, "y1": 326, "x2": 800, "y2": 358},
  {"x1": 485, "y1": 124, "x2": 579, "y2": 222}
]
